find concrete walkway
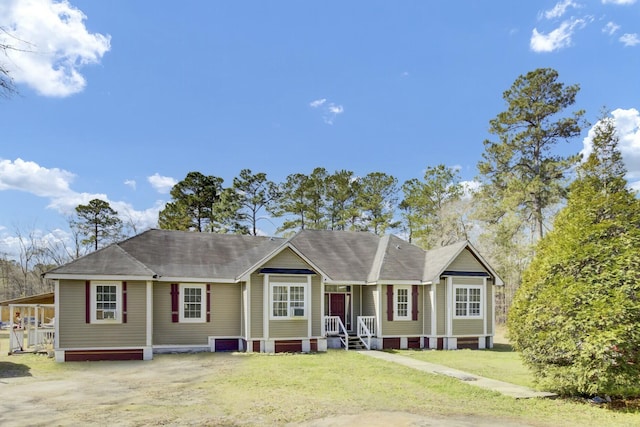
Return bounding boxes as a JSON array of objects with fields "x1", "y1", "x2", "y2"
[{"x1": 358, "y1": 350, "x2": 557, "y2": 399}]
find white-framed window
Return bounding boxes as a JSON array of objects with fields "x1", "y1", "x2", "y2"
[
  {"x1": 394, "y1": 285, "x2": 411, "y2": 321},
  {"x1": 271, "y1": 282, "x2": 306, "y2": 319},
  {"x1": 179, "y1": 284, "x2": 207, "y2": 323},
  {"x1": 92, "y1": 281, "x2": 122, "y2": 323},
  {"x1": 454, "y1": 285, "x2": 483, "y2": 318}
]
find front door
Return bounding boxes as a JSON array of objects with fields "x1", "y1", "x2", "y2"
[{"x1": 329, "y1": 293, "x2": 346, "y2": 329}]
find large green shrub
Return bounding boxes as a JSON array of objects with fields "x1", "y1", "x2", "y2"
[{"x1": 508, "y1": 117, "x2": 640, "y2": 397}]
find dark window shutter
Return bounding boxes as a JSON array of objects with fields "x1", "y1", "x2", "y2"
[
  {"x1": 171, "y1": 283, "x2": 179, "y2": 323},
  {"x1": 412, "y1": 285, "x2": 419, "y2": 321},
  {"x1": 206, "y1": 284, "x2": 211, "y2": 322},
  {"x1": 387, "y1": 285, "x2": 394, "y2": 321},
  {"x1": 85, "y1": 280, "x2": 91, "y2": 323},
  {"x1": 122, "y1": 282, "x2": 128, "y2": 323}
]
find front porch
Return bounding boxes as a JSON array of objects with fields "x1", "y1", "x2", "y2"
[{"x1": 324, "y1": 315, "x2": 376, "y2": 350}]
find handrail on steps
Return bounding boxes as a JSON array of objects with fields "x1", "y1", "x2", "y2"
[
  {"x1": 324, "y1": 316, "x2": 349, "y2": 350},
  {"x1": 357, "y1": 316, "x2": 375, "y2": 350}
]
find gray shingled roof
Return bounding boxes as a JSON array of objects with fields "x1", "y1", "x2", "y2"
[
  {"x1": 288, "y1": 230, "x2": 380, "y2": 282},
  {"x1": 46, "y1": 228, "x2": 499, "y2": 285},
  {"x1": 117, "y1": 229, "x2": 284, "y2": 279},
  {"x1": 47, "y1": 244, "x2": 156, "y2": 277}
]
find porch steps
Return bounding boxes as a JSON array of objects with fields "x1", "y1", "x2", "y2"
[{"x1": 345, "y1": 334, "x2": 368, "y2": 350}]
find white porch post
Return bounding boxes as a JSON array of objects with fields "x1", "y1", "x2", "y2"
[
  {"x1": 54, "y1": 280, "x2": 63, "y2": 362},
  {"x1": 145, "y1": 280, "x2": 153, "y2": 360},
  {"x1": 307, "y1": 275, "x2": 312, "y2": 338},
  {"x1": 263, "y1": 274, "x2": 269, "y2": 342},
  {"x1": 446, "y1": 277, "x2": 453, "y2": 348},
  {"x1": 320, "y1": 279, "x2": 325, "y2": 336}
]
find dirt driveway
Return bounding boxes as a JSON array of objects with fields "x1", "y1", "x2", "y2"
[{"x1": 0, "y1": 352, "x2": 527, "y2": 427}]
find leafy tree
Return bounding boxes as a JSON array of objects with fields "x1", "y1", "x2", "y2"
[
  {"x1": 210, "y1": 187, "x2": 249, "y2": 234},
  {"x1": 73, "y1": 199, "x2": 123, "y2": 251},
  {"x1": 306, "y1": 167, "x2": 329, "y2": 229},
  {"x1": 357, "y1": 172, "x2": 399, "y2": 235},
  {"x1": 158, "y1": 172, "x2": 223, "y2": 232},
  {"x1": 326, "y1": 170, "x2": 360, "y2": 231},
  {"x1": 477, "y1": 68, "x2": 585, "y2": 241},
  {"x1": 400, "y1": 165, "x2": 464, "y2": 248},
  {"x1": 157, "y1": 202, "x2": 192, "y2": 231},
  {"x1": 232, "y1": 169, "x2": 279, "y2": 235},
  {"x1": 270, "y1": 173, "x2": 310, "y2": 233},
  {"x1": 508, "y1": 116, "x2": 640, "y2": 397}
]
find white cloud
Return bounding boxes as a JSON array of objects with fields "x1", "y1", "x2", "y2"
[
  {"x1": 602, "y1": 0, "x2": 637, "y2": 4},
  {"x1": 328, "y1": 104, "x2": 344, "y2": 114},
  {"x1": 148, "y1": 173, "x2": 177, "y2": 194},
  {"x1": 543, "y1": 0, "x2": 579, "y2": 20},
  {"x1": 0, "y1": 158, "x2": 75, "y2": 197},
  {"x1": 0, "y1": 158, "x2": 163, "y2": 244},
  {"x1": 602, "y1": 21, "x2": 621, "y2": 35},
  {"x1": 309, "y1": 98, "x2": 326, "y2": 108},
  {"x1": 580, "y1": 108, "x2": 640, "y2": 188},
  {"x1": 124, "y1": 179, "x2": 136, "y2": 190},
  {"x1": 530, "y1": 18, "x2": 587, "y2": 52},
  {"x1": 620, "y1": 33, "x2": 640, "y2": 46},
  {"x1": 0, "y1": 0, "x2": 111, "y2": 97},
  {"x1": 310, "y1": 98, "x2": 344, "y2": 125}
]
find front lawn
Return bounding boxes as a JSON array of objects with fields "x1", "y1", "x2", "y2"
[{"x1": 1, "y1": 341, "x2": 639, "y2": 426}]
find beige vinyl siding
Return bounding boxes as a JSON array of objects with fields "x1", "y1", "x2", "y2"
[
  {"x1": 451, "y1": 276, "x2": 485, "y2": 336},
  {"x1": 381, "y1": 285, "x2": 423, "y2": 336},
  {"x1": 312, "y1": 275, "x2": 321, "y2": 336},
  {"x1": 250, "y1": 273, "x2": 263, "y2": 338},
  {"x1": 269, "y1": 319, "x2": 308, "y2": 338},
  {"x1": 153, "y1": 282, "x2": 241, "y2": 345},
  {"x1": 361, "y1": 286, "x2": 376, "y2": 317},
  {"x1": 448, "y1": 249, "x2": 487, "y2": 272},
  {"x1": 210, "y1": 283, "x2": 242, "y2": 336},
  {"x1": 262, "y1": 248, "x2": 310, "y2": 269},
  {"x1": 452, "y1": 319, "x2": 484, "y2": 335},
  {"x1": 58, "y1": 280, "x2": 146, "y2": 348},
  {"x1": 436, "y1": 280, "x2": 446, "y2": 335}
]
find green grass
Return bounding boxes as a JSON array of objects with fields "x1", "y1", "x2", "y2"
[
  {"x1": 400, "y1": 343, "x2": 537, "y2": 388},
  {"x1": 2, "y1": 332, "x2": 640, "y2": 426}
]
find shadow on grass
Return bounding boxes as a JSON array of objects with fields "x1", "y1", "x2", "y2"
[
  {"x1": 0, "y1": 361, "x2": 32, "y2": 379},
  {"x1": 383, "y1": 344, "x2": 515, "y2": 354},
  {"x1": 486, "y1": 343, "x2": 514, "y2": 353}
]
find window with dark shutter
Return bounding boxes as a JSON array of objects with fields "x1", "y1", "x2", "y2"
[
  {"x1": 171, "y1": 283, "x2": 179, "y2": 323},
  {"x1": 387, "y1": 285, "x2": 394, "y2": 321},
  {"x1": 412, "y1": 285, "x2": 419, "y2": 321}
]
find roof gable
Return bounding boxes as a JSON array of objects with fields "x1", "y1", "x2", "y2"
[
  {"x1": 288, "y1": 230, "x2": 380, "y2": 282},
  {"x1": 46, "y1": 244, "x2": 156, "y2": 278},
  {"x1": 423, "y1": 241, "x2": 503, "y2": 285}
]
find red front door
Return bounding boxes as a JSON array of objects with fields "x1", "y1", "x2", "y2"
[{"x1": 329, "y1": 293, "x2": 346, "y2": 329}]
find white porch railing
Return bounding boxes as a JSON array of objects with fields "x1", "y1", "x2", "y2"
[
  {"x1": 357, "y1": 316, "x2": 375, "y2": 350},
  {"x1": 324, "y1": 316, "x2": 349, "y2": 349},
  {"x1": 325, "y1": 315, "x2": 377, "y2": 351}
]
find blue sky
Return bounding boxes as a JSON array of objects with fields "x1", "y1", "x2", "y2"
[{"x1": 1, "y1": 0, "x2": 639, "y2": 256}]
